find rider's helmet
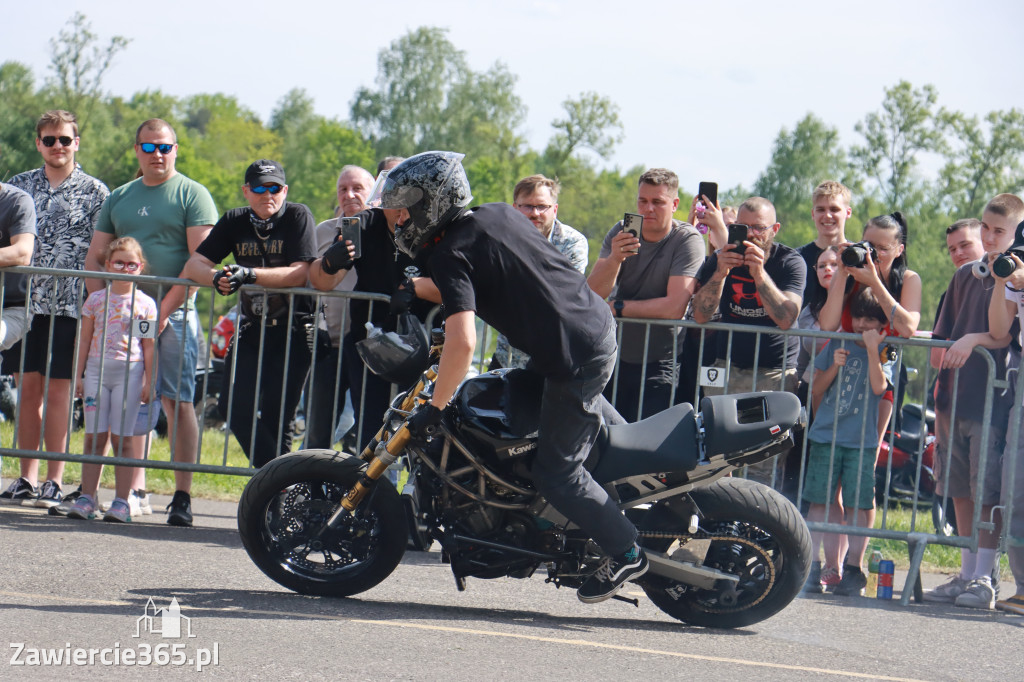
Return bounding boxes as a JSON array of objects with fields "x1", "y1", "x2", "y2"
[{"x1": 378, "y1": 151, "x2": 472, "y2": 258}]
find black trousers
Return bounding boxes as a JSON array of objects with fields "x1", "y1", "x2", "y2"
[
  {"x1": 220, "y1": 323, "x2": 311, "y2": 468},
  {"x1": 304, "y1": 341, "x2": 349, "y2": 450},
  {"x1": 342, "y1": 332, "x2": 396, "y2": 452}
]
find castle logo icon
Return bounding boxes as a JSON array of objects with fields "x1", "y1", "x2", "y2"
[{"x1": 134, "y1": 597, "x2": 196, "y2": 639}]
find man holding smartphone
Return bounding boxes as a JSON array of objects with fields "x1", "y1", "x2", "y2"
[
  {"x1": 588, "y1": 168, "x2": 704, "y2": 422},
  {"x1": 183, "y1": 159, "x2": 317, "y2": 468},
  {"x1": 691, "y1": 197, "x2": 806, "y2": 487}
]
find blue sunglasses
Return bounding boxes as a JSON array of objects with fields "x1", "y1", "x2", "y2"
[
  {"x1": 249, "y1": 184, "x2": 284, "y2": 195},
  {"x1": 138, "y1": 142, "x2": 174, "y2": 154}
]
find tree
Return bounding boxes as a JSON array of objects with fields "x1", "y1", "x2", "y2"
[
  {"x1": 850, "y1": 81, "x2": 945, "y2": 209},
  {"x1": 0, "y1": 62, "x2": 43, "y2": 179},
  {"x1": 544, "y1": 92, "x2": 624, "y2": 177},
  {"x1": 46, "y1": 12, "x2": 129, "y2": 131},
  {"x1": 935, "y1": 108, "x2": 1024, "y2": 217}
]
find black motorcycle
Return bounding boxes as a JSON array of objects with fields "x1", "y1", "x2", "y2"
[{"x1": 237, "y1": 331, "x2": 812, "y2": 629}]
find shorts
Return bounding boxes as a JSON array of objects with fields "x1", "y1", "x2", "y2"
[
  {"x1": 157, "y1": 307, "x2": 199, "y2": 402},
  {"x1": 3, "y1": 315, "x2": 78, "y2": 379},
  {"x1": 82, "y1": 359, "x2": 145, "y2": 436},
  {"x1": 803, "y1": 441, "x2": 876, "y2": 510},
  {"x1": 934, "y1": 412, "x2": 1004, "y2": 506}
]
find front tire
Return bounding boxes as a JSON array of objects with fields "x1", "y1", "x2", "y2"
[
  {"x1": 237, "y1": 450, "x2": 407, "y2": 597},
  {"x1": 639, "y1": 477, "x2": 811, "y2": 629}
]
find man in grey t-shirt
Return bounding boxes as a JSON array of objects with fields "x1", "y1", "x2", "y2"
[
  {"x1": 0, "y1": 183, "x2": 37, "y2": 351},
  {"x1": 588, "y1": 168, "x2": 704, "y2": 422}
]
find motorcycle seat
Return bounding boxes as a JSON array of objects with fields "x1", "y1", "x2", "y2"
[{"x1": 589, "y1": 403, "x2": 699, "y2": 484}]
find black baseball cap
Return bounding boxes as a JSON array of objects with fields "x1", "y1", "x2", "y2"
[{"x1": 245, "y1": 159, "x2": 286, "y2": 187}]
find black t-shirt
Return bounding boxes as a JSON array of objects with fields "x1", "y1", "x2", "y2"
[
  {"x1": 197, "y1": 202, "x2": 317, "y2": 321},
  {"x1": 428, "y1": 203, "x2": 613, "y2": 377},
  {"x1": 796, "y1": 241, "x2": 824, "y2": 306},
  {"x1": 348, "y1": 208, "x2": 434, "y2": 340},
  {"x1": 697, "y1": 241, "x2": 806, "y2": 369}
]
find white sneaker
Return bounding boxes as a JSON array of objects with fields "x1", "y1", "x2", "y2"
[
  {"x1": 923, "y1": 574, "x2": 968, "y2": 603},
  {"x1": 134, "y1": 489, "x2": 153, "y2": 515},
  {"x1": 954, "y1": 576, "x2": 996, "y2": 610}
]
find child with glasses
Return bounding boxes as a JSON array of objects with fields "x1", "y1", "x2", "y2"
[{"x1": 67, "y1": 237, "x2": 157, "y2": 523}]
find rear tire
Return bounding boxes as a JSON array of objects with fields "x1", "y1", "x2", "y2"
[
  {"x1": 237, "y1": 450, "x2": 407, "y2": 597},
  {"x1": 639, "y1": 477, "x2": 811, "y2": 629}
]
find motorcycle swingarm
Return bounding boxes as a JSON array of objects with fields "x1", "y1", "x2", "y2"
[{"x1": 645, "y1": 550, "x2": 739, "y2": 589}]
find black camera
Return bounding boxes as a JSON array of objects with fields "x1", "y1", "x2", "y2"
[
  {"x1": 841, "y1": 241, "x2": 878, "y2": 268},
  {"x1": 992, "y1": 245, "x2": 1024, "y2": 278}
]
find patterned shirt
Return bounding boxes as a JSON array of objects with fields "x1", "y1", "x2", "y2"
[
  {"x1": 492, "y1": 219, "x2": 589, "y2": 369},
  {"x1": 7, "y1": 166, "x2": 109, "y2": 317}
]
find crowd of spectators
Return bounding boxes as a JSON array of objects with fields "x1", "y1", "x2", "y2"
[{"x1": 0, "y1": 108, "x2": 1021, "y2": 616}]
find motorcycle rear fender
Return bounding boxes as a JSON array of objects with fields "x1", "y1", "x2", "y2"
[{"x1": 699, "y1": 391, "x2": 802, "y2": 458}]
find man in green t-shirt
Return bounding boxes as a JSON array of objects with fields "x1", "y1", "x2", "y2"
[{"x1": 85, "y1": 118, "x2": 219, "y2": 527}]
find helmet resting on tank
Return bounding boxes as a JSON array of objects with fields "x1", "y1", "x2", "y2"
[{"x1": 379, "y1": 151, "x2": 472, "y2": 258}]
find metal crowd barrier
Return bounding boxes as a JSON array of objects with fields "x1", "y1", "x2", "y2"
[{"x1": 1, "y1": 265, "x2": 1019, "y2": 606}]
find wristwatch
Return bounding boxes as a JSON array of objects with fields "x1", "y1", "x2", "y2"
[{"x1": 613, "y1": 299, "x2": 624, "y2": 318}]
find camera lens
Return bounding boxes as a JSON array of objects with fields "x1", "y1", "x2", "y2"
[
  {"x1": 841, "y1": 245, "x2": 867, "y2": 267},
  {"x1": 993, "y1": 253, "x2": 1018, "y2": 279}
]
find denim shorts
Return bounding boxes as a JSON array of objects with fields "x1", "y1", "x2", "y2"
[
  {"x1": 133, "y1": 400, "x2": 163, "y2": 436},
  {"x1": 157, "y1": 308, "x2": 199, "y2": 402}
]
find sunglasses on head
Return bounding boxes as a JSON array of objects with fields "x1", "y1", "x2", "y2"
[
  {"x1": 138, "y1": 142, "x2": 174, "y2": 154},
  {"x1": 40, "y1": 136, "x2": 74, "y2": 147},
  {"x1": 249, "y1": 184, "x2": 284, "y2": 195}
]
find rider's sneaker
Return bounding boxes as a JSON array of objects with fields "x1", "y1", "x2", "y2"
[
  {"x1": 67, "y1": 494, "x2": 98, "y2": 520},
  {"x1": 833, "y1": 566, "x2": 868, "y2": 596},
  {"x1": 954, "y1": 576, "x2": 996, "y2": 609},
  {"x1": 103, "y1": 498, "x2": 132, "y2": 523},
  {"x1": 49, "y1": 485, "x2": 82, "y2": 516},
  {"x1": 0, "y1": 477, "x2": 37, "y2": 505},
  {"x1": 923, "y1": 574, "x2": 969, "y2": 603},
  {"x1": 166, "y1": 490, "x2": 193, "y2": 527},
  {"x1": 819, "y1": 566, "x2": 842, "y2": 592},
  {"x1": 803, "y1": 562, "x2": 824, "y2": 594},
  {"x1": 578, "y1": 544, "x2": 649, "y2": 604},
  {"x1": 995, "y1": 593, "x2": 1024, "y2": 615},
  {"x1": 33, "y1": 480, "x2": 63, "y2": 508}
]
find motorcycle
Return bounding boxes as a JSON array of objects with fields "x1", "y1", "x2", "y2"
[{"x1": 237, "y1": 328, "x2": 812, "y2": 629}]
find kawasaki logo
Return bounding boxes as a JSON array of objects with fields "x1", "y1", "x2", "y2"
[{"x1": 507, "y1": 443, "x2": 537, "y2": 457}]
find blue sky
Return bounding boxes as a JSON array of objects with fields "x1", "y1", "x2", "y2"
[{"x1": 4, "y1": 0, "x2": 1022, "y2": 193}]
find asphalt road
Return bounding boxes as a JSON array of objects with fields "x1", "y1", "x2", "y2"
[{"x1": 1, "y1": 494, "x2": 1022, "y2": 681}]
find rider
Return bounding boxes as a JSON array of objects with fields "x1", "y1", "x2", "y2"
[{"x1": 359, "y1": 150, "x2": 648, "y2": 603}]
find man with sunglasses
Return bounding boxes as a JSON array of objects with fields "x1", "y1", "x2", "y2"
[
  {"x1": 85, "y1": 118, "x2": 219, "y2": 526},
  {"x1": 0, "y1": 110, "x2": 108, "y2": 508},
  {"x1": 691, "y1": 197, "x2": 806, "y2": 487},
  {"x1": 183, "y1": 160, "x2": 317, "y2": 468}
]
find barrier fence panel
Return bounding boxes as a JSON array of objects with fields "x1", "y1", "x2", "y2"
[{"x1": 2, "y1": 264, "x2": 1019, "y2": 606}]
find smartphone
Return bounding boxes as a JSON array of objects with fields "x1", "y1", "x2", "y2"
[
  {"x1": 339, "y1": 216, "x2": 362, "y2": 259},
  {"x1": 622, "y1": 212, "x2": 643, "y2": 253},
  {"x1": 727, "y1": 223, "x2": 747, "y2": 255},
  {"x1": 698, "y1": 181, "x2": 718, "y2": 207}
]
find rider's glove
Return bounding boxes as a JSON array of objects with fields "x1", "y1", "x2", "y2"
[
  {"x1": 390, "y1": 277, "x2": 417, "y2": 316},
  {"x1": 321, "y1": 238, "x2": 354, "y2": 275},
  {"x1": 407, "y1": 404, "x2": 443, "y2": 438},
  {"x1": 212, "y1": 264, "x2": 256, "y2": 296}
]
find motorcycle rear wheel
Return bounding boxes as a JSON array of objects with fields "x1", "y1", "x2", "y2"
[
  {"x1": 237, "y1": 450, "x2": 407, "y2": 597},
  {"x1": 639, "y1": 477, "x2": 811, "y2": 629}
]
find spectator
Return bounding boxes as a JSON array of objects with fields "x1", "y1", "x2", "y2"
[
  {"x1": 987, "y1": 214, "x2": 1024, "y2": 616},
  {"x1": 305, "y1": 165, "x2": 375, "y2": 450},
  {"x1": 796, "y1": 246, "x2": 841, "y2": 386},
  {"x1": 797, "y1": 181, "x2": 853, "y2": 305},
  {"x1": 691, "y1": 196, "x2": 806, "y2": 486},
  {"x1": 686, "y1": 194, "x2": 729, "y2": 251},
  {"x1": 67, "y1": 237, "x2": 156, "y2": 522},
  {"x1": 925, "y1": 195, "x2": 1024, "y2": 610},
  {"x1": 931, "y1": 219, "x2": 985, "y2": 326},
  {"x1": 588, "y1": 169, "x2": 704, "y2": 422},
  {"x1": 492, "y1": 174, "x2": 588, "y2": 370},
  {"x1": 818, "y1": 212, "x2": 922, "y2": 434},
  {"x1": 803, "y1": 287, "x2": 893, "y2": 595},
  {"x1": 183, "y1": 159, "x2": 317, "y2": 468},
  {"x1": 2, "y1": 110, "x2": 109, "y2": 509},
  {"x1": 84, "y1": 118, "x2": 218, "y2": 527}
]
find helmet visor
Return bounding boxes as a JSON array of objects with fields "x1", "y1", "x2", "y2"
[{"x1": 365, "y1": 170, "x2": 389, "y2": 208}]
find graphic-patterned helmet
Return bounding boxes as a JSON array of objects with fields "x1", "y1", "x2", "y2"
[{"x1": 379, "y1": 151, "x2": 472, "y2": 257}]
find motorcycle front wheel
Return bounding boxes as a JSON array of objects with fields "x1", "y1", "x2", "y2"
[
  {"x1": 639, "y1": 477, "x2": 811, "y2": 629},
  {"x1": 237, "y1": 450, "x2": 407, "y2": 597}
]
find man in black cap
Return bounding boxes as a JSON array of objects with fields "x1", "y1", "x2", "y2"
[{"x1": 183, "y1": 159, "x2": 317, "y2": 467}]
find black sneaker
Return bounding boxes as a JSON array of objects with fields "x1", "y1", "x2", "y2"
[
  {"x1": 834, "y1": 566, "x2": 868, "y2": 596},
  {"x1": 166, "y1": 491, "x2": 193, "y2": 527},
  {"x1": 0, "y1": 477, "x2": 37, "y2": 505},
  {"x1": 578, "y1": 544, "x2": 650, "y2": 604},
  {"x1": 34, "y1": 480, "x2": 63, "y2": 508},
  {"x1": 803, "y1": 561, "x2": 824, "y2": 594},
  {"x1": 49, "y1": 485, "x2": 82, "y2": 516}
]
